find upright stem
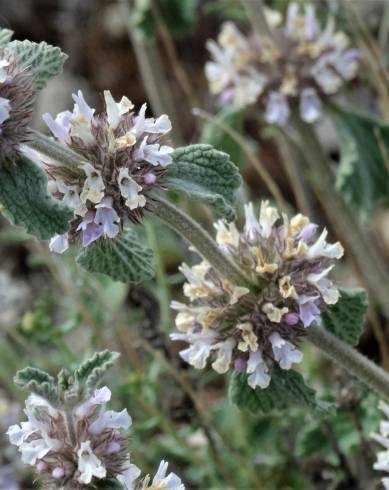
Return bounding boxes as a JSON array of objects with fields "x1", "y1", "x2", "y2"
[
  {"x1": 290, "y1": 114, "x2": 389, "y2": 318},
  {"x1": 308, "y1": 326, "x2": 389, "y2": 399},
  {"x1": 151, "y1": 195, "x2": 254, "y2": 289}
]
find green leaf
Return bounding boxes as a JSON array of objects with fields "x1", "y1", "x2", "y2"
[
  {"x1": 0, "y1": 28, "x2": 13, "y2": 50},
  {"x1": 200, "y1": 107, "x2": 245, "y2": 167},
  {"x1": 14, "y1": 367, "x2": 58, "y2": 404},
  {"x1": 5, "y1": 39, "x2": 67, "y2": 89},
  {"x1": 229, "y1": 367, "x2": 335, "y2": 417},
  {"x1": 322, "y1": 288, "x2": 368, "y2": 346},
  {"x1": 167, "y1": 144, "x2": 241, "y2": 220},
  {"x1": 74, "y1": 350, "x2": 119, "y2": 396},
  {"x1": 77, "y1": 227, "x2": 155, "y2": 283},
  {"x1": 332, "y1": 107, "x2": 389, "y2": 216},
  {"x1": 0, "y1": 156, "x2": 72, "y2": 239}
]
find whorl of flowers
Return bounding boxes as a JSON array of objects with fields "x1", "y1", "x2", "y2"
[
  {"x1": 371, "y1": 401, "x2": 389, "y2": 489},
  {"x1": 6, "y1": 385, "x2": 184, "y2": 489},
  {"x1": 0, "y1": 50, "x2": 35, "y2": 162},
  {"x1": 170, "y1": 201, "x2": 343, "y2": 390},
  {"x1": 205, "y1": 3, "x2": 360, "y2": 125},
  {"x1": 43, "y1": 90, "x2": 174, "y2": 254}
]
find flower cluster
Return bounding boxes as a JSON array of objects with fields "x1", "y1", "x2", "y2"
[
  {"x1": 170, "y1": 201, "x2": 343, "y2": 389},
  {"x1": 371, "y1": 401, "x2": 389, "y2": 489},
  {"x1": 0, "y1": 50, "x2": 35, "y2": 162},
  {"x1": 205, "y1": 3, "x2": 360, "y2": 125},
  {"x1": 7, "y1": 386, "x2": 184, "y2": 489},
  {"x1": 43, "y1": 90, "x2": 174, "y2": 254}
]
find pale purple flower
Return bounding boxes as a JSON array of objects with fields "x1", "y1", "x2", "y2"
[
  {"x1": 246, "y1": 350, "x2": 271, "y2": 389},
  {"x1": 298, "y1": 222, "x2": 318, "y2": 242},
  {"x1": 143, "y1": 172, "x2": 157, "y2": 185},
  {"x1": 95, "y1": 198, "x2": 120, "y2": 239},
  {"x1": 42, "y1": 111, "x2": 72, "y2": 144},
  {"x1": 299, "y1": 88, "x2": 321, "y2": 123},
  {"x1": 49, "y1": 233, "x2": 69, "y2": 254},
  {"x1": 284, "y1": 312, "x2": 300, "y2": 325},
  {"x1": 269, "y1": 332, "x2": 303, "y2": 369},
  {"x1": 265, "y1": 92, "x2": 290, "y2": 126},
  {"x1": 77, "y1": 211, "x2": 104, "y2": 248},
  {"x1": 0, "y1": 97, "x2": 11, "y2": 125},
  {"x1": 298, "y1": 295, "x2": 321, "y2": 327}
]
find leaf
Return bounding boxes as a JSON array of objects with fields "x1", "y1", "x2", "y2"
[
  {"x1": 77, "y1": 227, "x2": 155, "y2": 283},
  {"x1": 74, "y1": 351, "x2": 119, "y2": 396},
  {"x1": 200, "y1": 107, "x2": 245, "y2": 167},
  {"x1": 0, "y1": 156, "x2": 72, "y2": 239},
  {"x1": 229, "y1": 367, "x2": 335, "y2": 417},
  {"x1": 167, "y1": 144, "x2": 241, "y2": 220},
  {"x1": 0, "y1": 28, "x2": 13, "y2": 50},
  {"x1": 5, "y1": 39, "x2": 67, "y2": 90},
  {"x1": 14, "y1": 367, "x2": 58, "y2": 404},
  {"x1": 322, "y1": 288, "x2": 368, "y2": 346},
  {"x1": 332, "y1": 107, "x2": 389, "y2": 216}
]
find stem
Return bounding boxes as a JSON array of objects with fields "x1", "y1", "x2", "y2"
[
  {"x1": 151, "y1": 195, "x2": 254, "y2": 289},
  {"x1": 308, "y1": 326, "x2": 389, "y2": 400},
  {"x1": 64, "y1": 409, "x2": 76, "y2": 446},
  {"x1": 241, "y1": 0, "x2": 276, "y2": 47},
  {"x1": 28, "y1": 129, "x2": 84, "y2": 167}
]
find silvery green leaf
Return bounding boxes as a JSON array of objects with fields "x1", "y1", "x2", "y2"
[
  {"x1": 5, "y1": 39, "x2": 67, "y2": 89},
  {"x1": 0, "y1": 156, "x2": 72, "y2": 239},
  {"x1": 229, "y1": 367, "x2": 335, "y2": 417},
  {"x1": 77, "y1": 227, "x2": 155, "y2": 283},
  {"x1": 167, "y1": 144, "x2": 241, "y2": 220},
  {"x1": 332, "y1": 107, "x2": 389, "y2": 217},
  {"x1": 322, "y1": 288, "x2": 368, "y2": 346},
  {"x1": 0, "y1": 28, "x2": 13, "y2": 50},
  {"x1": 14, "y1": 367, "x2": 58, "y2": 404},
  {"x1": 74, "y1": 351, "x2": 119, "y2": 397}
]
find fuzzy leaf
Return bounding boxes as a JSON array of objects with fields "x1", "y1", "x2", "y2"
[
  {"x1": 74, "y1": 351, "x2": 119, "y2": 397},
  {"x1": 167, "y1": 144, "x2": 241, "y2": 220},
  {"x1": 0, "y1": 156, "x2": 72, "y2": 239},
  {"x1": 14, "y1": 367, "x2": 58, "y2": 403},
  {"x1": 230, "y1": 367, "x2": 335, "y2": 417},
  {"x1": 5, "y1": 39, "x2": 67, "y2": 89},
  {"x1": 0, "y1": 28, "x2": 13, "y2": 49},
  {"x1": 322, "y1": 288, "x2": 368, "y2": 346},
  {"x1": 200, "y1": 107, "x2": 245, "y2": 167},
  {"x1": 77, "y1": 227, "x2": 155, "y2": 283},
  {"x1": 332, "y1": 107, "x2": 389, "y2": 216}
]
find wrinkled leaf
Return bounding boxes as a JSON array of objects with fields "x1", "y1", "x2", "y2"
[
  {"x1": 200, "y1": 106, "x2": 245, "y2": 167},
  {"x1": 14, "y1": 367, "x2": 58, "y2": 404},
  {"x1": 322, "y1": 288, "x2": 368, "y2": 346},
  {"x1": 77, "y1": 227, "x2": 155, "y2": 283},
  {"x1": 74, "y1": 350, "x2": 119, "y2": 397},
  {"x1": 0, "y1": 156, "x2": 72, "y2": 239},
  {"x1": 229, "y1": 367, "x2": 335, "y2": 417},
  {"x1": 5, "y1": 39, "x2": 67, "y2": 89},
  {"x1": 0, "y1": 28, "x2": 13, "y2": 49},
  {"x1": 167, "y1": 144, "x2": 241, "y2": 220},
  {"x1": 332, "y1": 107, "x2": 389, "y2": 216}
]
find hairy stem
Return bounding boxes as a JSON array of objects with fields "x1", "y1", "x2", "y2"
[
  {"x1": 151, "y1": 195, "x2": 254, "y2": 289},
  {"x1": 28, "y1": 129, "x2": 84, "y2": 167},
  {"x1": 308, "y1": 326, "x2": 389, "y2": 399}
]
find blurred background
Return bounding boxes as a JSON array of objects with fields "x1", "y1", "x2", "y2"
[{"x1": 1, "y1": 0, "x2": 389, "y2": 489}]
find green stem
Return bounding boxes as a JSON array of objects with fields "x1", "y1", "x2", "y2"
[
  {"x1": 151, "y1": 195, "x2": 254, "y2": 289},
  {"x1": 308, "y1": 326, "x2": 389, "y2": 399},
  {"x1": 28, "y1": 129, "x2": 84, "y2": 167}
]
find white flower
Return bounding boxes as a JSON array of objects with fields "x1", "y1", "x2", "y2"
[
  {"x1": 265, "y1": 91, "x2": 290, "y2": 126},
  {"x1": 49, "y1": 233, "x2": 69, "y2": 254},
  {"x1": 117, "y1": 462, "x2": 142, "y2": 490},
  {"x1": 77, "y1": 440, "x2": 106, "y2": 484},
  {"x1": 70, "y1": 90, "x2": 95, "y2": 145},
  {"x1": 145, "y1": 460, "x2": 185, "y2": 490},
  {"x1": 75, "y1": 386, "x2": 111, "y2": 418},
  {"x1": 42, "y1": 110, "x2": 72, "y2": 144},
  {"x1": 244, "y1": 203, "x2": 261, "y2": 241},
  {"x1": 104, "y1": 90, "x2": 133, "y2": 130},
  {"x1": 0, "y1": 59, "x2": 10, "y2": 83},
  {"x1": 214, "y1": 220, "x2": 240, "y2": 248},
  {"x1": 269, "y1": 332, "x2": 303, "y2": 369},
  {"x1": 135, "y1": 137, "x2": 173, "y2": 167},
  {"x1": 259, "y1": 201, "x2": 279, "y2": 238},
  {"x1": 212, "y1": 338, "x2": 236, "y2": 373},
  {"x1": 170, "y1": 330, "x2": 216, "y2": 370},
  {"x1": 57, "y1": 181, "x2": 86, "y2": 215},
  {"x1": 20, "y1": 437, "x2": 59, "y2": 466},
  {"x1": 80, "y1": 163, "x2": 105, "y2": 204},
  {"x1": 307, "y1": 228, "x2": 344, "y2": 260},
  {"x1": 118, "y1": 167, "x2": 146, "y2": 210},
  {"x1": 262, "y1": 303, "x2": 289, "y2": 323},
  {"x1": 246, "y1": 350, "x2": 271, "y2": 389},
  {"x1": 299, "y1": 88, "x2": 321, "y2": 123},
  {"x1": 7, "y1": 422, "x2": 36, "y2": 447},
  {"x1": 0, "y1": 96, "x2": 11, "y2": 125},
  {"x1": 307, "y1": 266, "x2": 340, "y2": 304},
  {"x1": 89, "y1": 409, "x2": 131, "y2": 435}
]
